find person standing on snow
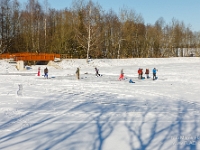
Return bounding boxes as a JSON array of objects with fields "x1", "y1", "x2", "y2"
[
  {"x1": 145, "y1": 69, "x2": 150, "y2": 79},
  {"x1": 44, "y1": 67, "x2": 48, "y2": 79},
  {"x1": 95, "y1": 67, "x2": 100, "y2": 77},
  {"x1": 37, "y1": 67, "x2": 41, "y2": 76},
  {"x1": 141, "y1": 69, "x2": 143, "y2": 79},
  {"x1": 152, "y1": 68, "x2": 157, "y2": 80},
  {"x1": 138, "y1": 68, "x2": 141, "y2": 79},
  {"x1": 76, "y1": 67, "x2": 80, "y2": 80},
  {"x1": 138, "y1": 68, "x2": 143, "y2": 79}
]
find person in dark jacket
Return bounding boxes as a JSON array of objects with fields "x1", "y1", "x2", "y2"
[
  {"x1": 145, "y1": 69, "x2": 150, "y2": 79},
  {"x1": 76, "y1": 68, "x2": 80, "y2": 80},
  {"x1": 95, "y1": 67, "x2": 100, "y2": 77},
  {"x1": 44, "y1": 67, "x2": 48, "y2": 79}
]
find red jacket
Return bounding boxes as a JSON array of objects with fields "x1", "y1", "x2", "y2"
[{"x1": 138, "y1": 69, "x2": 143, "y2": 75}]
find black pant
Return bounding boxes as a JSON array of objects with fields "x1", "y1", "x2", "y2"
[{"x1": 153, "y1": 73, "x2": 156, "y2": 80}]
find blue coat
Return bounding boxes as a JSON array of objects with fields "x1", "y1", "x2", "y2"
[{"x1": 153, "y1": 68, "x2": 156, "y2": 74}]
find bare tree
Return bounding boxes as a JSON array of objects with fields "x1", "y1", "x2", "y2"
[
  {"x1": 73, "y1": 0, "x2": 103, "y2": 62},
  {"x1": 0, "y1": 0, "x2": 12, "y2": 54},
  {"x1": 0, "y1": 0, "x2": 199, "y2": 59}
]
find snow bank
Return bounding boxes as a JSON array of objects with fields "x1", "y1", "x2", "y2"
[
  {"x1": 58, "y1": 57, "x2": 200, "y2": 68},
  {"x1": 0, "y1": 60, "x2": 18, "y2": 73}
]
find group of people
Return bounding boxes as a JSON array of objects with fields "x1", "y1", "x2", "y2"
[
  {"x1": 119, "y1": 68, "x2": 157, "y2": 81},
  {"x1": 138, "y1": 68, "x2": 149, "y2": 79},
  {"x1": 37, "y1": 67, "x2": 48, "y2": 79},
  {"x1": 75, "y1": 67, "x2": 101, "y2": 80},
  {"x1": 137, "y1": 68, "x2": 157, "y2": 80},
  {"x1": 44, "y1": 66, "x2": 157, "y2": 81}
]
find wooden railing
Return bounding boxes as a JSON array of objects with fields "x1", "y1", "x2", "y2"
[{"x1": 0, "y1": 52, "x2": 60, "y2": 61}]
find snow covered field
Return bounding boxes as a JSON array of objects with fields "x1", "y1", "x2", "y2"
[{"x1": 0, "y1": 58, "x2": 200, "y2": 150}]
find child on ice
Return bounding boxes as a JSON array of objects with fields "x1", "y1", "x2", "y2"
[
  {"x1": 152, "y1": 68, "x2": 158, "y2": 80},
  {"x1": 44, "y1": 67, "x2": 48, "y2": 79},
  {"x1": 76, "y1": 68, "x2": 80, "y2": 80},
  {"x1": 145, "y1": 69, "x2": 150, "y2": 79},
  {"x1": 95, "y1": 67, "x2": 101, "y2": 77},
  {"x1": 119, "y1": 69, "x2": 124, "y2": 80},
  {"x1": 138, "y1": 68, "x2": 143, "y2": 79}
]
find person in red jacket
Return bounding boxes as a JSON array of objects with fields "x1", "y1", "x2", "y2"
[
  {"x1": 138, "y1": 68, "x2": 141, "y2": 79},
  {"x1": 119, "y1": 69, "x2": 124, "y2": 80},
  {"x1": 138, "y1": 68, "x2": 143, "y2": 79}
]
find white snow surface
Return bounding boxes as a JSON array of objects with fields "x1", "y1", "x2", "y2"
[{"x1": 0, "y1": 57, "x2": 200, "y2": 150}]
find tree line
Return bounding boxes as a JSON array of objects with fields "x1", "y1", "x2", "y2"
[{"x1": 0, "y1": 0, "x2": 200, "y2": 61}]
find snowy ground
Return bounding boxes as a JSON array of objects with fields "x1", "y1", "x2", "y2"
[{"x1": 0, "y1": 58, "x2": 200, "y2": 150}]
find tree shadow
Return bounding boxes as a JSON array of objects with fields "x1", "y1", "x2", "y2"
[
  {"x1": 124, "y1": 98, "x2": 200, "y2": 150},
  {"x1": 0, "y1": 91, "x2": 120, "y2": 150},
  {"x1": 0, "y1": 91, "x2": 200, "y2": 150}
]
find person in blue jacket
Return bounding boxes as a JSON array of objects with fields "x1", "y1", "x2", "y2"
[{"x1": 152, "y1": 68, "x2": 157, "y2": 80}]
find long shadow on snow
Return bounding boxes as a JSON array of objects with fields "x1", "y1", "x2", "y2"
[
  {"x1": 0, "y1": 91, "x2": 200, "y2": 150},
  {"x1": 0, "y1": 106, "x2": 53, "y2": 149},
  {"x1": 0, "y1": 91, "x2": 118, "y2": 150},
  {"x1": 124, "y1": 98, "x2": 200, "y2": 150},
  {"x1": 0, "y1": 88, "x2": 78, "y2": 149},
  {"x1": 39, "y1": 92, "x2": 121, "y2": 150}
]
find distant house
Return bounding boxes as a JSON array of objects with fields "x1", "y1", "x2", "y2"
[{"x1": 177, "y1": 48, "x2": 199, "y2": 57}]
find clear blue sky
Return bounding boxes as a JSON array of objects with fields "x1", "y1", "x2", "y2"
[{"x1": 19, "y1": 0, "x2": 200, "y2": 32}]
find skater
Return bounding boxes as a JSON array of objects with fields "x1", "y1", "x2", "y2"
[
  {"x1": 145, "y1": 69, "x2": 150, "y2": 79},
  {"x1": 141, "y1": 69, "x2": 143, "y2": 79},
  {"x1": 37, "y1": 67, "x2": 40, "y2": 76},
  {"x1": 44, "y1": 67, "x2": 48, "y2": 79},
  {"x1": 95, "y1": 67, "x2": 100, "y2": 77},
  {"x1": 152, "y1": 68, "x2": 157, "y2": 80},
  {"x1": 138, "y1": 68, "x2": 140, "y2": 79},
  {"x1": 138, "y1": 68, "x2": 143, "y2": 79},
  {"x1": 38, "y1": 67, "x2": 40, "y2": 76},
  {"x1": 76, "y1": 67, "x2": 80, "y2": 80},
  {"x1": 119, "y1": 69, "x2": 124, "y2": 80}
]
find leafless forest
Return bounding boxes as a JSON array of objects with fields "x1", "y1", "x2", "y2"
[{"x1": 1, "y1": 0, "x2": 200, "y2": 60}]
